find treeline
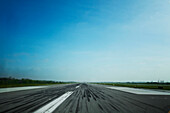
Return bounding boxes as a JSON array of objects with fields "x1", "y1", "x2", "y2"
[
  {"x1": 0, "y1": 77, "x2": 71, "y2": 88},
  {"x1": 95, "y1": 82, "x2": 170, "y2": 86},
  {"x1": 123, "y1": 82, "x2": 170, "y2": 85}
]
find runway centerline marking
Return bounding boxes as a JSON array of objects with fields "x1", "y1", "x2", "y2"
[
  {"x1": 34, "y1": 91, "x2": 73, "y2": 113},
  {"x1": 76, "y1": 86, "x2": 80, "y2": 88}
]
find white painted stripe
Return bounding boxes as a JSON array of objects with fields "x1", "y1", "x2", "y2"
[
  {"x1": 0, "y1": 86, "x2": 47, "y2": 93},
  {"x1": 107, "y1": 86, "x2": 170, "y2": 95},
  {"x1": 76, "y1": 86, "x2": 80, "y2": 88},
  {"x1": 34, "y1": 91, "x2": 73, "y2": 113}
]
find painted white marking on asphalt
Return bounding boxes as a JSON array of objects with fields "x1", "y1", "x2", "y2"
[
  {"x1": 0, "y1": 86, "x2": 47, "y2": 93},
  {"x1": 34, "y1": 91, "x2": 73, "y2": 113},
  {"x1": 76, "y1": 86, "x2": 80, "y2": 88},
  {"x1": 108, "y1": 86, "x2": 170, "y2": 95}
]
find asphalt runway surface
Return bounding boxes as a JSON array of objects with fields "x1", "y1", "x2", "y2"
[{"x1": 0, "y1": 83, "x2": 170, "y2": 113}]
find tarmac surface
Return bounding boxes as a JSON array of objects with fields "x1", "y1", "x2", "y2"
[{"x1": 0, "y1": 83, "x2": 170, "y2": 113}]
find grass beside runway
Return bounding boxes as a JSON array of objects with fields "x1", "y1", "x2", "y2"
[
  {"x1": 95, "y1": 82, "x2": 170, "y2": 90},
  {"x1": 0, "y1": 77, "x2": 75, "y2": 88}
]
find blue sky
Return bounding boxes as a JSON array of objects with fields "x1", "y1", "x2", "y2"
[{"x1": 0, "y1": 0, "x2": 170, "y2": 82}]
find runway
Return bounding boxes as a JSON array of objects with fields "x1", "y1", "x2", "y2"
[{"x1": 0, "y1": 83, "x2": 169, "y2": 113}]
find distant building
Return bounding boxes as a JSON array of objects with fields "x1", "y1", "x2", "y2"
[{"x1": 158, "y1": 80, "x2": 164, "y2": 83}]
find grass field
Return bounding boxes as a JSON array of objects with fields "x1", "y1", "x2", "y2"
[
  {"x1": 96, "y1": 82, "x2": 170, "y2": 90},
  {"x1": 0, "y1": 83, "x2": 61, "y2": 88},
  {"x1": 0, "y1": 77, "x2": 73, "y2": 88}
]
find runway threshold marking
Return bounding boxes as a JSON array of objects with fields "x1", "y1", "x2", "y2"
[{"x1": 34, "y1": 91, "x2": 73, "y2": 113}]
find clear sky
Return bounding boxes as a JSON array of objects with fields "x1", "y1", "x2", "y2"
[{"x1": 0, "y1": 0, "x2": 170, "y2": 82}]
